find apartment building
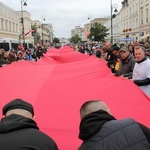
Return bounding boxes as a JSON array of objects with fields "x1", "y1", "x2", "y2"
[
  {"x1": 108, "y1": 0, "x2": 150, "y2": 43},
  {"x1": 139, "y1": 0, "x2": 150, "y2": 41},
  {"x1": 0, "y1": 2, "x2": 54, "y2": 46},
  {"x1": 71, "y1": 18, "x2": 108, "y2": 43},
  {"x1": 71, "y1": 26, "x2": 83, "y2": 40},
  {"x1": 104, "y1": 13, "x2": 121, "y2": 43},
  {"x1": 42, "y1": 23, "x2": 54, "y2": 45},
  {"x1": 78, "y1": 0, "x2": 150, "y2": 44},
  {"x1": 18, "y1": 10, "x2": 33, "y2": 43},
  {"x1": 120, "y1": 0, "x2": 139, "y2": 41},
  {"x1": 82, "y1": 23, "x2": 90, "y2": 42},
  {"x1": 0, "y1": 2, "x2": 34, "y2": 43},
  {"x1": 0, "y1": 2, "x2": 19, "y2": 39},
  {"x1": 120, "y1": 0, "x2": 150, "y2": 42}
]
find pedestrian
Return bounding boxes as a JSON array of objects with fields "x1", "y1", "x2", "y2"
[
  {"x1": 25, "y1": 49, "x2": 33, "y2": 61},
  {"x1": 114, "y1": 46, "x2": 136, "y2": 79},
  {"x1": 105, "y1": 41, "x2": 115, "y2": 69},
  {"x1": 132, "y1": 46, "x2": 150, "y2": 96},
  {"x1": 16, "y1": 51, "x2": 25, "y2": 61},
  {"x1": 0, "y1": 98, "x2": 58, "y2": 150},
  {"x1": 109, "y1": 46, "x2": 120, "y2": 73},
  {"x1": 78, "y1": 100, "x2": 150, "y2": 150}
]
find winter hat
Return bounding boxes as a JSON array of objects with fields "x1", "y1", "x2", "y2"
[
  {"x1": 111, "y1": 46, "x2": 120, "y2": 51},
  {"x1": 2, "y1": 98, "x2": 34, "y2": 116},
  {"x1": 119, "y1": 46, "x2": 129, "y2": 52},
  {"x1": 17, "y1": 51, "x2": 23, "y2": 55}
]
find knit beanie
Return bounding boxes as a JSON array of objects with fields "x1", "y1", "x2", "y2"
[{"x1": 2, "y1": 98, "x2": 34, "y2": 116}]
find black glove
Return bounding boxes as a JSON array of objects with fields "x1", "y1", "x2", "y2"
[{"x1": 133, "y1": 78, "x2": 150, "y2": 86}]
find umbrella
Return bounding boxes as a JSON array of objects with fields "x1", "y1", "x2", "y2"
[{"x1": 0, "y1": 46, "x2": 150, "y2": 149}]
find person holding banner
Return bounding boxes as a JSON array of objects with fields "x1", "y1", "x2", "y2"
[
  {"x1": 0, "y1": 98, "x2": 58, "y2": 150},
  {"x1": 78, "y1": 100, "x2": 150, "y2": 150},
  {"x1": 132, "y1": 46, "x2": 150, "y2": 97}
]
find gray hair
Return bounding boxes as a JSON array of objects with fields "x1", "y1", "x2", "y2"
[{"x1": 80, "y1": 100, "x2": 110, "y2": 119}]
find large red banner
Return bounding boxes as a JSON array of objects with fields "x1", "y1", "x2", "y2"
[{"x1": 0, "y1": 46, "x2": 149, "y2": 149}]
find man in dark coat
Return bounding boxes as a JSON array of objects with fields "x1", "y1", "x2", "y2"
[
  {"x1": 105, "y1": 42, "x2": 115, "y2": 69},
  {"x1": 0, "y1": 98, "x2": 58, "y2": 150},
  {"x1": 115, "y1": 46, "x2": 136, "y2": 79},
  {"x1": 78, "y1": 100, "x2": 150, "y2": 150}
]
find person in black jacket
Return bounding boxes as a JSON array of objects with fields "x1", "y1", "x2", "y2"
[
  {"x1": 104, "y1": 42, "x2": 116, "y2": 72},
  {"x1": 0, "y1": 98, "x2": 58, "y2": 150},
  {"x1": 78, "y1": 100, "x2": 150, "y2": 150}
]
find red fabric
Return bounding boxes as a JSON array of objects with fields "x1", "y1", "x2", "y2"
[
  {"x1": 25, "y1": 29, "x2": 35, "y2": 36},
  {"x1": 85, "y1": 31, "x2": 90, "y2": 37},
  {"x1": 0, "y1": 46, "x2": 150, "y2": 150}
]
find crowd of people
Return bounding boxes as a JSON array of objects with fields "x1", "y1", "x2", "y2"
[
  {"x1": 0, "y1": 43, "x2": 50, "y2": 67},
  {"x1": 73, "y1": 41, "x2": 150, "y2": 97}
]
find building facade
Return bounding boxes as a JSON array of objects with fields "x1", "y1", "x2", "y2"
[
  {"x1": 106, "y1": 0, "x2": 150, "y2": 43},
  {"x1": 0, "y1": 2, "x2": 54, "y2": 46},
  {"x1": 74, "y1": 0, "x2": 150, "y2": 44},
  {"x1": 0, "y1": 2, "x2": 19, "y2": 39},
  {"x1": 42, "y1": 23, "x2": 54, "y2": 46},
  {"x1": 104, "y1": 13, "x2": 121, "y2": 43},
  {"x1": 120, "y1": 0, "x2": 139, "y2": 42},
  {"x1": 139, "y1": 0, "x2": 150, "y2": 41},
  {"x1": 18, "y1": 10, "x2": 33, "y2": 43},
  {"x1": 71, "y1": 26, "x2": 83, "y2": 40}
]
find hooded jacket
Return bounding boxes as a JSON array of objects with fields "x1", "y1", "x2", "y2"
[
  {"x1": 0, "y1": 114, "x2": 58, "y2": 150},
  {"x1": 78, "y1": 110, "x2": 150, "y2": 150}
]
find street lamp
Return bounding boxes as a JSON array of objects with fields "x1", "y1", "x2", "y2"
[
  {"x1": 87, "y1": 14, "x2": 92, "y2": 31},
  {"x1": 41, "y1": 16, "x2": 46, "y2": 46},
  {"x1": 20, "y1": 0, "x2": 27, "y2": 47},
  {"x1": 110, "y1": 0, "x2": 118, "y2": 45},
  {"x1": 88, "y1": 15, "x2": 93, "y2": 43}
]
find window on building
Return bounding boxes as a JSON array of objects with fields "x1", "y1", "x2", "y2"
[
  {"x1": 146, "y1": 9, "x2": 148, "y2": 23},
  {"x1": 126, "y1": 10, "x2": 128, "y2": 17},
  {"x1": 16, "y1": 24, "x2": 18, "y2": 33},
  {"x1": 130, "y1": 21, "x2": 132, "y2": 29},
  {"x1": 136, "y1": 19, "x2": 138, "y2": 28},
  {"x1": 1, "y1": 19, "x2": 3, "y2": 30},
  {"x1": 135, "y1": 3, "x2": 138, "y2": 12},
  {"x1": 9, "y1": 21, "x2": 11, "y2": 31},
  {"x1": 133, "y1": 20, "x2": 135, "y2": 28},
  {"x1": 141, "y1": 10, "x2": 143, "y2": 24},
  {"x1": 5, "y1": 20, "x2": 7, "y2": 31},
  {"x1": 13, "y1": 23, "x2": 15, "y2": 32},
  {"x1": 130, "y1": 7, "x2": 131, "y2": 17}
]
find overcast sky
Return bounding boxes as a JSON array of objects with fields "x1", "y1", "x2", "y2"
[{"x1": 1, "y1": 0, "x2": 122, "y2": 38}]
